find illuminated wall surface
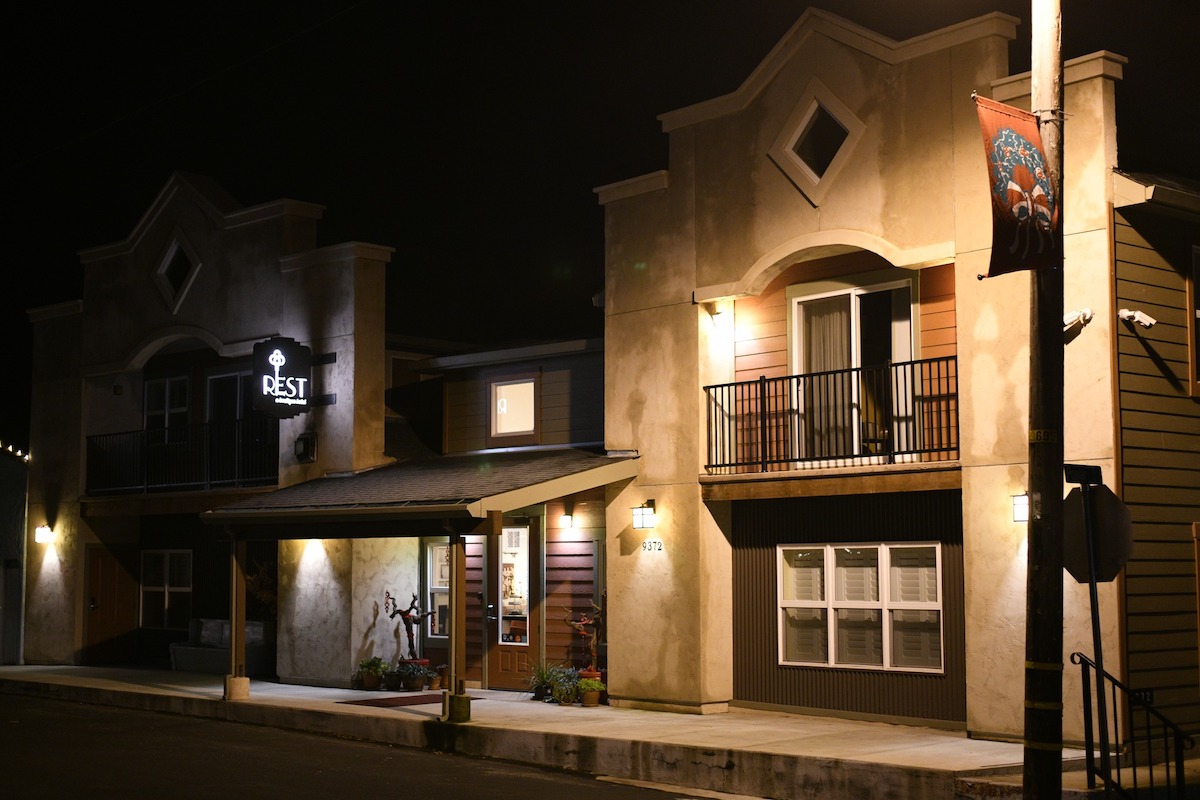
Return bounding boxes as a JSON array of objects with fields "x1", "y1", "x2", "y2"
[{"x1": 597, "y1": 11, "x2": 1151, "y2": 737}]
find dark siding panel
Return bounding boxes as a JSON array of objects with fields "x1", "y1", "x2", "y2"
[
  {"x1": 731, "y1": 489, "x2": 965, "y2": 723},
  {"x1": 464, "y1": 539, "x2": 485, "y2": 681},
  {"x1": 545, "y1": 539, "x2": 598, "y2": 669},
  {"x1": 441, "y1": 351, "x2": 604, "y2": 453},
  {"x1": 1115, "y1": 209, "x2": 1200, "y2": 737}
]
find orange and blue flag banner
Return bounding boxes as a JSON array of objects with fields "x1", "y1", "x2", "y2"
[{"x1": 974, "y1": 94, "x2": 1060, "y2": 277}]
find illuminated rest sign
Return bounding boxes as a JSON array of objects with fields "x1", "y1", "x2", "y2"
[{"x1": 252, "y1": 337, "x2": 313, "y2": 418}]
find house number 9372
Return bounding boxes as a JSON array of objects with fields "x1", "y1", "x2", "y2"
[{"x1": 641, "y1": 539, "x2": 664, "y2": 552}]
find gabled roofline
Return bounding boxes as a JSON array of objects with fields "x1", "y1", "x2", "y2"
[
  {"x1": 658, "y1": 10, "x2": 1019, "y2": 133},
  {"x1": 414, "y1": 337, "x2": 603, "y2": 373},
  {"x1": 78, "y1": 172, "x2": 326, "y2": 262}
]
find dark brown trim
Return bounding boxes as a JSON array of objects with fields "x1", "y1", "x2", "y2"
[{"x1": 702, "y1": 463, "x2": 960, "y2": 502}]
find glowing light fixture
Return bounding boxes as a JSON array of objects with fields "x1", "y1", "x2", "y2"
[
  {"x1": 1012, "y1": 492, "x2": 1030, "y2": 523},
  {"x1": 632, "y1": 500, "x2": 656, "y2": 530},
  {"x1": 35, "y1": 525, "x2": 56, "y2": 544}
]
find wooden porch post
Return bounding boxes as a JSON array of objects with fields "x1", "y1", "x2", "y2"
[{"x1": 224, "y1": 533, "x2": 250, "y2": 700}]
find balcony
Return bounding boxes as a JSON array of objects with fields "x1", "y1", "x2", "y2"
[
  {"x1": 704, "y1": 357, "x2": 958, "y2": 474},
  {"x1": 86, "y1": 417, "x2": 279, "y2": 495}
]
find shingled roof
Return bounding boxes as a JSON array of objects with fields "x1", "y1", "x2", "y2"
[{"x1": 201, "y1": 448, "x2": 639, "y2": 531}]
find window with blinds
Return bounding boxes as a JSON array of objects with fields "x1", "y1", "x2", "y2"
[{"x1": 778, "y1": 543, "x2": 942, "y2": 672}]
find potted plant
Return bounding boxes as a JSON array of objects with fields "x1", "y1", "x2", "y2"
[
  {"x1": 394, "y1": 661, "x2": 432, "y2": 691},
  {"x1": 355, "y1": 656, "x2": 389, "y2": 691},
  {"x1": 527, "y1": 659, "x2": 563, "y2": 701},
  {"x1": 577, "y1": 677, "x2": 605, "y2": 707},
  {"x1": 549, "y1": 665, "x2": 579, "y2": 705}
]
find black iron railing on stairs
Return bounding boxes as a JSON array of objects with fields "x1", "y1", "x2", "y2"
[{"x1": 1073, "y1": 651, "x2": 1195, "y2": 799}]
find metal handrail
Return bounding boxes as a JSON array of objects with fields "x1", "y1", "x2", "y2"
[
  {"x1": 1073, "y1": 651, "x2": 1195, "y2": 799},
  {"x1": 86, "y1": 417, "x2": 279, "y2": 494},
  {"x1": 702, "y1": 356, "x2": 958, "y2": 473}
]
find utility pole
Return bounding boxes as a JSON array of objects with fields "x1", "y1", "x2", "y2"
[{"x1": 1024, "y1": 0, "x2": 1065, "y2": 797}]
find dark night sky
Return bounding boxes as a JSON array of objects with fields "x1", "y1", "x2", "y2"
[{"x1": 4, "y1": 1, "x2": 1197, "y2": 448}]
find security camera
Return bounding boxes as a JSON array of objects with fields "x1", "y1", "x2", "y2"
[{"x1": 1118, "y1": 309, "x2": 1157, "y2": 328}]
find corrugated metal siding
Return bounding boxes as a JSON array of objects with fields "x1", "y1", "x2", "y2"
[
  {"x1": 731, "y1": 489, "x2": 966, "y2": 723},
  {"x1": 1114, "y1": 209, "x2": 1200, "y2": 734}
]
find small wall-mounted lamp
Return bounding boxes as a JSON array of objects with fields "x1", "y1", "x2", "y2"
[
  {"x1": 632, "y1": 500, "x2": 657, "y2": 530},
  {"x1": 560, "y1": 500, "x2": 574, "y2": 530},
  {"x1": 34, "y1": 525, "x2": 56, "y2": 544},
  {"x1": 1012, "y1": 492, "x2": 1030, "y2": 523},
  {"x1": 1118, "y1": 308, "x2": 1157, "y2": 328},
  {"x1": 294, "y1": 431, "x2": 317, "y2": 463}
]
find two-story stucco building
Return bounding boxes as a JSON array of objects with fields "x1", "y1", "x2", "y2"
[{"x1": 596, "y1": 9, "x2": 1199, "y2": 746}]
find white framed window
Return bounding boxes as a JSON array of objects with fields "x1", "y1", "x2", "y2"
[
  {"x1": 777, "y1": 542, "x2": 943, "y2": 672},
  {"x1": 491, "y1": 379, "x2": 536, "y2": 436},
  {"x1": 141, "y1": 549, "x2": 192, "y2": 630},
  {"x1": 786, "y1": 271, "x2": 918, "y2": 461},
  {"x1": 499, "y1": 526, "x2": 530, "y2": 645},
  {"x1": 145, "y1": 376, "x2": 189, "y2": 442},
  {"x1": 427, "y1": 542, "x2": 450, "y2": 639}
]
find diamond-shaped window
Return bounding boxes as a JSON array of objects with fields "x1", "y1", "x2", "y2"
[
  {"x1": 155, "y1": 234, "x2": 201, "y2": 313},
  {"x1": 793, "y1": 104, "x2": 848, "y2": 179},
  {"x1": 769, "y1": 79, "x2": 864, "y2": 206}
]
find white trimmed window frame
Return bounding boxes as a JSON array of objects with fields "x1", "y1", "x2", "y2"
[
  {"x1": 140, "y1": 549, "x2": 193, "y2": 630},
  {"x1": 777, "y1": 542, "x2": 944, "y2": 673}
]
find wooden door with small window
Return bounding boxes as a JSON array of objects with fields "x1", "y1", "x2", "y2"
[{"x1": 486, "y1": 521, "x2": 541, "y2": 689}]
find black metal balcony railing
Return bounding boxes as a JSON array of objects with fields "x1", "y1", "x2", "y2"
[
  {"x1": 86, "y1": 417, "x2": 279, "y2": 494},
  {"x1": 704, "y1": 357, "x2": 958, "y2": 474}
]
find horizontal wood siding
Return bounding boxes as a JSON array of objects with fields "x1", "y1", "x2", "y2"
[
  {"x1": 1115, "y1": 209, "x2": 1200, "y2": 734},
  {"x1": 731, "y1": 489, "x2": 966, "y2": 723},
  {"x1": 919, "y1": 263, "x2": 957, "y2": 360},
  {"x1": 441, "y1": 350, "x2": 603, "y2": 454},
  {"x1": 544, "y1": 538, "x2": 599, "y2": 669},
  {"x1": 732, "y1": 259, "x2": 956, "y2": 383}
]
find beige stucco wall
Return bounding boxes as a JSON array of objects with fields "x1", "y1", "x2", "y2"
[
  {"x1": 601, "y1": 10, "x2": 1127, "y2": 737},
  {"x1": 24, "y1": 174, "x2": 393, "y2": 666},
  {"x1": 276, "y1": 536, "x2": 420, "y2": 687}
]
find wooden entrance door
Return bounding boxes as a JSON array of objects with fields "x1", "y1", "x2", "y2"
[
  {"x1": 486, "y1": 520, "x2": 541, "y2": 689},
  {"x1": 84, "y1": 546, "x2": 139, "y2": 664}
]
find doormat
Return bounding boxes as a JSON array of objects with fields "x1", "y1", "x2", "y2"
[{"x1": 337, "y1": 693, "x2": 482, "y2": 709}]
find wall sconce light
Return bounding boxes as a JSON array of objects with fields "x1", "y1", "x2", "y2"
[
  {"x1": 294, "y1": 431, "x2": 317, "y2": 463},
  {"x1": 35, "y1": 525, "x2": 56, "y2": 544},
  {"x1": 632, "y1": 500, "x2": 656, "y2": 530},
  {"x1": 1012, "y1": 492, "x2": 1030, "y2": 523},
  {"x1": 560, "y1": 500, "x2": 574, "y2": 529}
]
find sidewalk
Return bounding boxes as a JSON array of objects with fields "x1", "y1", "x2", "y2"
[{"x1": 0, "y1": 664, "x2": 1179, "y2": 799}]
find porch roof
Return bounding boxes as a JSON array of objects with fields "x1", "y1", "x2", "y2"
[{"x1": 200, "y1": 447, "x2": 639, "y2": 536}]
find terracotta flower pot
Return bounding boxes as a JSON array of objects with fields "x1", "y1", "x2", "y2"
[{"x1": 580, "y1": 690, "x2": 600, "y2": 707}]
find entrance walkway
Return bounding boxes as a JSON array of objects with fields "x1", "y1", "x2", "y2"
[{"x1": 1, "y1": 664, "x2": 1191, "y2": 799}]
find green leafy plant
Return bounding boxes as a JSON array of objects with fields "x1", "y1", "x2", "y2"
[
  {"x1": 528, "y1": 659, "x2": 566, "y2": 697},
  {"x1": 577, "y1": 677, "x2": 605, "y2": 693},
  {"x1": 356, "y1": 656, "x2": 389, "y2": 678},
  {"x1": 393, "y1": 661, "x2": 431, "y2": 679},
  {"x1": 548, "y1": 665, "x2": 579, "y2": 704}
]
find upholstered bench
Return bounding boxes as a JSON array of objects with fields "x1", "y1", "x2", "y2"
[{"x1": 169, "y1": 618, "x2": 273, "y2": 677}]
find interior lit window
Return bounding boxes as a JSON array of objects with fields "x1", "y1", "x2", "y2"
[
  {"x1": 499, "y1": 526, "x2": 529, "y2": 645},
  {"x1": 427, "y1": 543, "x2": 450, "y2": 639},
  {"x1": 491, "y1": 379, "x2": 536, "y2": 436}
]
